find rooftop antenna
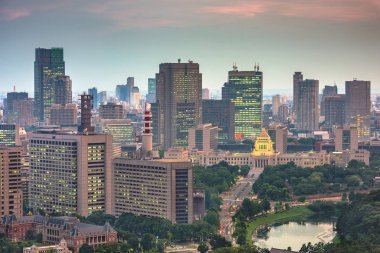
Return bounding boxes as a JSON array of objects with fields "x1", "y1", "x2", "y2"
[
  {"x1": 257, "y1": 63, "x2": 260, "y2": 71},
  {"x1": 13, "y1": 85, "x2": 16, "y2": 92},
  {"x1": 233, "y1": 62, "x2": 238, "y2": 71},
  {"x1": 254, "y1": 62, "x2": 257, "y2": 71}
]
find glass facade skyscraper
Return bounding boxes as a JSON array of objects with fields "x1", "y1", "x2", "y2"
[
  {"x1": 34, "y1": 48, "x2": 65, "y2": 121},
  {"x1": 222, "y1": 68, "x2": 263, "y2": 139}
]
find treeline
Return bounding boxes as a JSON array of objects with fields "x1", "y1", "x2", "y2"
[
  {"x1": 232, "y1": 199, "x2": 271, "y2": 246},
  {"x1": 253, "y1": 160, "x2": 377, "y2": 200},
  {"x1": 299, "y1": 190, "x2": 380, "y2": 253}
]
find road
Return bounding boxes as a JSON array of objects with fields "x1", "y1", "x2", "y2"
[{"x1": 219, "y1": 167, "x2": 264, "y2": 242}]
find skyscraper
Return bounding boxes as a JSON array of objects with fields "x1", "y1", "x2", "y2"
[
  {"x1": 345, "y1": 80, "x2": 371, "y2": 141},
  {"x1": 127, "y1": 77, "x2": 134, "y2": 103},
  {"x1": 146, "y1": 78, "x2": 156, "y2": 103},
  {"x1": 295, "y1": 79, "x2": 319, "y2": 132},
  {"x1": 222, "y1": 65, "x2": 263, "y2": 139},
  {"x1": 320, "y1": 85, "x2": 338, "y2": 116},
  {"x1": 88, "y1": 87, "x2": 98, "y2": 110},
  {"x1": 0, "y1": 146, "x2": 23, "y2": 218},
  {"x1": 5, "y1": 91, "x2": 28, "y2": 121},
  {"x1": 292, "y1": 72, "x2": 303, "y2": 115},
  {"x1": 272, "y1": 95, "x2": 280, "y2": 116},
  {"x1": 116, "y1": 84, "x2": 129, "y2": 102},
  {"x1": 54, "y1": 75, "x2": 72, "y2": 105},
  {"x1": 154, "y1": 60, "x2": 202, "y2": 149},
  {"x1": 34, "y1": 48, "x2": 65, "y2": 121},
  {"x1": 202, "y1": 100, "x2": 235, "y2": 144},
  {"x1": 324, "y1": 95, "x2": 345, "y2": 127}
]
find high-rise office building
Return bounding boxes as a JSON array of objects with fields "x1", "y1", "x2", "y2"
[
  {"x1": 278, "y1": 104, "x2": 289, "y2": 124},
  {"x1": 263, "y1": 104, "x2": 273, "y2": 128},
  {"x1": 324, "y1": 95, "x2": 345, "y2": 128},
  {"x1": 154, "y1": 60, "x2": 202, "y2": 149},
  {"x1": 50, "y1": 104, "x2": 78, "y2": 126},
  {"x1": 320, "y1": 85, "x2": 338, "y2": 116},
  {"x1": 29, "y1": 130, "x2": 113, "y2": 216},
  {"x1": 131, "y1": 87, "x2": 141, "y2": 108},
  {"x1": 54, "y1": 75, "x2": 72, "y2": 105},
  {"x1": 295, "y1": 79, "x2": 319, "y2": 132},
  {"x1": 202, "y1": 88, "x2": 210, "y2": 100},
  {"x1": 202, "y1": 100, "x2": 235, "y2": 144},
  {"x1": 12, "y1": 98, "x2": 35, "y2": 126},
  {"x1": 96, "y1": 119, "x2": 135, "y2": 146},
  {"x1": 0, "y1": 124, "x2": 20, "y2": 146},
  {"x1": 0, "y1": 146, "x2": 23, "y2": 217},
  {"x1": 34, "y1": 48, "x2": 65, "y2": 121},
  {"x1": 99, "y1": 103, "x2": 123, "y2": 119},
  {"x1": 292, "y1": 72, "x2": 303, "y2": 115},
  {"x1": 334, "y1": 126, "x2": 358, "y2": 151},
  {"x1": 146, "y1": 78, "x2": 157, "y2": 103},
  {"x1": 88, "y1": 87, "x2": 98, "y2": 110},
  {"x1": 6, "y1": 91, "x2": 28, "y2": 120},
  {"x1": 127, "y1": 77, "x2": 134, "y2": 103},
  {"x1": 222, "y1": 65, "x2": 263, "y2": 139},
  {"x1": 98, "y1": 91, "x2": 107, "y2": 106},
  {"x1": 116, "y1": 84, "x2": 129, "y2": 102},
  {"x1": 345, "y1": 80, "x2": 371, "y2": 141},
  {"x1": 188, "y1": 124, "x2": 218, "y2": 151},
  {"x1": 267, "y1": 125, "x2": 287, "y2": 154},
  {"x1": 272, "y1": 95, "x2": 280, "y2": 116},
  {"x1": 113, "y1": 159, "x2": 193, "y2": 223}
]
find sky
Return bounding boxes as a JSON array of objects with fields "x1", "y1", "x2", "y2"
[{"x1": 1, "y1": 0, "x2": 380, "y2": 96}]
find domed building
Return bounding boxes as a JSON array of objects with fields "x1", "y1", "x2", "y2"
[{"x1": 252, "y1": 128, "x2": 274, "y2": 156}]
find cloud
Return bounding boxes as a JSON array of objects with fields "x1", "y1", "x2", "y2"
[
  {"x1": 0, "y1": 8, "x2": 30, "y2": 21},
  {"x1": 1, "y1": 0, "x2": 379, "y2": 27}
]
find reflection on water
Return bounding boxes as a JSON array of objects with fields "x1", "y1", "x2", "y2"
[{"x1": 254, "y1": 222, "x2": 335, "y2": 251}]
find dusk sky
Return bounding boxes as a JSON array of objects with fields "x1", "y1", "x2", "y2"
[{"x1": 1, "y1": 0, "x2": 380, "y2": 95}]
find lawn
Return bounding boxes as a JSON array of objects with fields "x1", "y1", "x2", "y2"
[{"x1": 246, "y1": 206, "x2": 315, "y2": 243}]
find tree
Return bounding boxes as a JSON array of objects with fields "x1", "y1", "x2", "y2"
[
  {"x1": 261, "y1": 199, "x2": 271, "y2": 213},
  {"x1": 79, "y1": 244, "x2": 94, "y2": 253},
  {"x1": 341, "y1": 192, "x2": 348, "y2": 202},
  {"x1": 210, "y1": 234, "x2": 231, "y2": 249},
  {"x1": 36, "y1": 233, "x2": 43, "y2": 243},
  {"x1": 140, "y1": 233, "x2": 156, "y2": 251},
  {"x1": 25, "y1": 229, "x2": 35, "y2": 241},
  {"x1": 197, "y1": 242, "x2": 209, "y2": 253}
]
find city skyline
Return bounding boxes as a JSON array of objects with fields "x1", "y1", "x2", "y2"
[{"x1": 1, "y1": 0, "x2": 380, "y2": 94}]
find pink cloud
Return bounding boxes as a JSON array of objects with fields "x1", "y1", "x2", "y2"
[
  {"x1": 0, "y1": 8, "x2": 30, "y2": 21},
  {"x1": 202, "y1": 3, "x2": 266, "y2": 17}
]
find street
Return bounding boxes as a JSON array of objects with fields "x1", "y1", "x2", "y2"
[{"x1": 219, "y1": 167, "x2": 264, "y2": 242}]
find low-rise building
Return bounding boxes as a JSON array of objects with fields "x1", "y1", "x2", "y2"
[
  {"x1": 23, "y1": 239, "x2": 72, "y2": 253},
  {"x1": 1, "y1": 215, "x2": 117, "y2": 253}
]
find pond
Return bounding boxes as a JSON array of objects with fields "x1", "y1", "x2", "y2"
[{"x1": 254, "y1": 222, "x2": 336, "y2": 251}]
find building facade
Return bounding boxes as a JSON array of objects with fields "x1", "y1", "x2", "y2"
[
  {"x1": 0, "y1": 146, "x2": 23, "y2": 218},
  {"x1": 54, "y1": 75, "x2": 72, "y2": 106},
  {"x1": 188, "y1": 124, "x2": 218, "y2": 151},
  {"x1": 345, "y1": 80, "x2": 371, "y2": 141},
  {"x1": 154, "y1": 60, "x2": 202, "y2": 148},
  {"x1": 202, "y1": 99, "x2": 235, "y2": 144},
  {"x1": 34, "y1": 48, "x2": 65, "y2": 121},
  {"x1": 99, "y1": 103, "x2": 123, "y2": 119},
  {"x1": 222, "y1": 66, "x2": 263, "y2": 139},
  {"x1": 0, "y1": 124, "x2": 20, "y2": 146},
  {"x1": 295, "y1": 79, "x2": 319, "y2": 132},
  {"x1": 334, "y1": 126, "x2": 358, "y2": 151},
  {"x1": 29, "y1": 131, "x2": 113, "y2": 216},
  {"x1": 50, "y1": 104, "x2": 78, "y2": 126},
  {"x1": 324, "y1": 95, "x2": 345, "y2": 128},
  {"x1": 113, "y1": 158, "x2": 194, "y2": 224}
]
